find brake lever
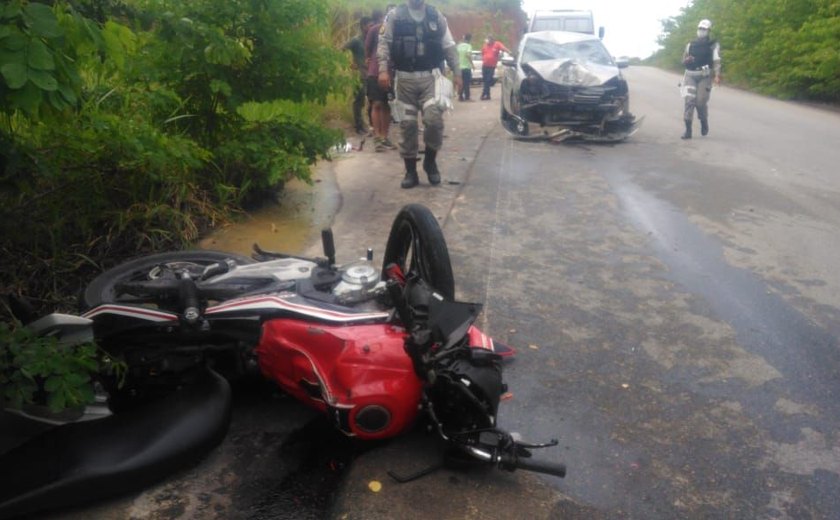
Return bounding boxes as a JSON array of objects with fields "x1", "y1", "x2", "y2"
[{"x1": 514, "y1": 438, "x2": 559, "y2": 450}]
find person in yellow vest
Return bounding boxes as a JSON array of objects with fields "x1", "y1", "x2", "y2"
[{"x1": 456, "y1": 33, "x2": 475, "y2": 101}]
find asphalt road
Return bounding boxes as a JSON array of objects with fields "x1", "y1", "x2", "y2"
[
  {"x1": 4, "y1": 67, "x2": 839, "y2": 519},
  {"x1": 440, "y1": 66, "x2": 840, "y2": 518}
]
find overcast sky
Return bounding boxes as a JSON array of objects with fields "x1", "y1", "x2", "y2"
[{"x1": 520, "y1": 0, "x2": 693, "y2": 58}]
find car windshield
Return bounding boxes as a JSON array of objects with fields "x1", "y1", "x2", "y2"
[{"x1": 521, "y1": 38, "x2": 613, "y2": 67}]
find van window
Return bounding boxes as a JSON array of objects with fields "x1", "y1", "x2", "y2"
[{"x1": 531, "y1": 17, "x2": 594, "y2": 34}]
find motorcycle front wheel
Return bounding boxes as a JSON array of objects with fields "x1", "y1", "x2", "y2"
[
  {"x1": 81, "y1": 250, "x2": 256, "y2": 310},
  {"x1": 382, "y1": 204, "x2": 455, "y2": 300}
]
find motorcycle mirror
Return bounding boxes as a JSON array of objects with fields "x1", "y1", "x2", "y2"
[{"x1": 321, "y1": 229, "x2": 336, "y2": 267}]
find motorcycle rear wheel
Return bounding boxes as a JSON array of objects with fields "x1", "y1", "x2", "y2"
[
  {"x1": 81, "y1": 250, "x2": 256, "y2": 310},
  {"x1": 382, "y1": 204, "x2": 455, "y2": 300}
]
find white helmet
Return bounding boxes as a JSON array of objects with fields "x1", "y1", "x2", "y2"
[{"x1": 698, "y1": 19, "x2": 712, "y2": 30}]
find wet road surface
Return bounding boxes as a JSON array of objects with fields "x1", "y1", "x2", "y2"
[{"x1": 443, "y1": 67, "x2": 840, "y2": 517}]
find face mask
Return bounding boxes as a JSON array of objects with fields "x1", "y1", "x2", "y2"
[{"x1": 697, "y1": 29, "x2": 709, "y2": 38}]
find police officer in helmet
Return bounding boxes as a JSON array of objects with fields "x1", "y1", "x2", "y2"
[
  {"x1": 377, "y1": 0, "x2": 462, "y2": 188},
  {"x1": 681, "y1": 19, "x2": 721, "y2": 139}
]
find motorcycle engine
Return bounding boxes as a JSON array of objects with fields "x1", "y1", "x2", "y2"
[{"x1": 332, "y1": 261, "x2": 385, "y2": 304}]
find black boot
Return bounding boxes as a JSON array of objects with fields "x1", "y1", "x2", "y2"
[
  {"x1": 401, "y1": 158, "x2": 419, "y2": 189},
  {"x1": 422, "y1": 149, "x2": 441, "y2": 185},
  {"x1": 700, "y1": 119, "x2": 709, "y2": 136},
  {"x1": 681, "y1": 120, "x2": 692, "y2": 139}
]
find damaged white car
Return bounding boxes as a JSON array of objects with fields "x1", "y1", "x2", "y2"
[{"x1": 500, "y1": 31, "x2": 642, "y2": 141}]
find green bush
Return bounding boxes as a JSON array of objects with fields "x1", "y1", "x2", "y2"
[
  {"x1": 214, "y1": 100, "x2": 343, "y2": 204},
  {"x1": 2, "y1": 0, "x2": 354, "y2": 311},
  {"x1": 0, "y1": 321, "x2": 99, "y2": 413}
]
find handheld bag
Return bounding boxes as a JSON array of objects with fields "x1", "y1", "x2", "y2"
[{"x1": 432, "y1": 68, "x2": 454, "y2": 111}]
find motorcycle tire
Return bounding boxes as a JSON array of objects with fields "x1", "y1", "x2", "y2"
[
  {"x1": 382, "y1": 204, "x2": 455, "y2": 300},
  {"x1": 81, "y1": 250, "x2": 256, "y2": 310}
]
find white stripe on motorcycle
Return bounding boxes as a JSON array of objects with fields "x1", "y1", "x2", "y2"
[
  {"x1": 82, "y1": 305, "x2": 178, "y2": 322},
  {"x1": 205, "y1": 295, "x2": 390, "y2": 323}
]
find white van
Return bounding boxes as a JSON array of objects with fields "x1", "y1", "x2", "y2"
[{"x1": 527, "y1": 9, "x2": 604, "y2": 39}]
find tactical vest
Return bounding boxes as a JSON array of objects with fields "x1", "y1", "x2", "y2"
[
  {"x1": 687, "y1": 38, "x2": 716, "y2": 70},
  {"x1": 390, "y1": 4, "x2": 444, "y2": 72}
]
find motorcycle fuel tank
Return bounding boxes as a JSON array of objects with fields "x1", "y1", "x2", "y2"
[{"x1": 256, "y1": 319, "x2": 422, "y2": 440}]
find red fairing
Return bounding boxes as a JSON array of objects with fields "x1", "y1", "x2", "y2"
[
  {"x1": 256, "y1": 319, "x2": 422, "y2": 440},
  {"x1": 468, "y1": 325, "x2": 516, "y2": 357}
]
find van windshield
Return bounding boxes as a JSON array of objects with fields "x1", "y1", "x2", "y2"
[{"x1": 531, "y1": 17, "x2": 594, "y2": 34}]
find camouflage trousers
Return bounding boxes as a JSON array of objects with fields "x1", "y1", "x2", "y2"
[
  {"x1": 393, "y1": 70, "x2": 445, "y2": 158},
  {"x1": 683, "y1": 71, "x2": 712, "y2": 122}
]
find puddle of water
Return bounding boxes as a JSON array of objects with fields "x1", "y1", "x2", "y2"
[{"x1": 199, "y1": 169, "x2": 341, "y2": 257}]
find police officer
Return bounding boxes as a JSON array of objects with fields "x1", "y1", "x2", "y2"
[
  {"x1": 377, "y1": 0, "x2": 462, "y2": 189},
  {"x1": 681, "y1": 19, "x2": 721, "y2": 139}
]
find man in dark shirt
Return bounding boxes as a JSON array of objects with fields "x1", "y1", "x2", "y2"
[
  {"x1": 344, "y1": 16, "x2": 373, "y2": 135},
  {"x1": 365, "y1": 10, "x2": 397, "y2": 152}
]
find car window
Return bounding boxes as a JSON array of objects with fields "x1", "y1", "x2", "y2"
[{"x1": 521, "y1": 38, "x2": 612, "y2": 66}]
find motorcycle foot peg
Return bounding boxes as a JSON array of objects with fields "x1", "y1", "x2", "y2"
[{"x1": 387, "y1": 463, "x2": 443, "y2": 483}]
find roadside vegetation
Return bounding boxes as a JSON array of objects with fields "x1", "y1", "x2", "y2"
[
  {"x1": 650, "y1": 0, "x2": 840, "y2": 102},
  {"x1": 1, "y1": 0, "x2": 356, "y2": 319},
  {"x1": 0, "y1": 0, "x2": 516, "y2": 416}
]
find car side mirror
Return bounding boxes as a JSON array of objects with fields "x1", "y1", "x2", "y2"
[
  {"x1": 616, "y1": 59, "x2": 629, "y2": 69},
  {"x1": 598, "y1": 26, "x2": 605, "y2": 39},
  {"x1": 501, "y1": 57, "x2": 516, "y2": 67}
]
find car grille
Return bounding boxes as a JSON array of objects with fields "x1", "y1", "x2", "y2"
[{"x1": 543, "y1": 84, "x2": 611, "y2": 104}]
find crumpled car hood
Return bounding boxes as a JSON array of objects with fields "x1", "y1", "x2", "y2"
[{"x1": 523, "y1": 59, "x2": 618, "y2": 87}]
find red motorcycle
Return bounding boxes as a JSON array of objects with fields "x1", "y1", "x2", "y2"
[{"x1": 0, "y1": 204, "x2": 564, "y2": 518}]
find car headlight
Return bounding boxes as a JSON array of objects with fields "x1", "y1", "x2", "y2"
[{"x1": 520, "y1": 73, "x2": 544, "y2": 97}]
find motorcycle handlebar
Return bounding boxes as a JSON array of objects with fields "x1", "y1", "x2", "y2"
[
  {"x1": 465, "y1": 444, "x2": 566, "y2": 478},
  {"x1": 511, "y1": 456, "x2": 566, "y2": 478},
  {"x1": 178, "y1": 276, "x2": 200, "y2": 324}
]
